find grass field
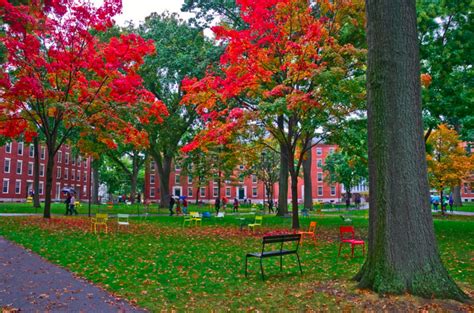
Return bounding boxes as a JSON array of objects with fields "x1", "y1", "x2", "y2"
[{"x1": 0, "y1": 212, "x2": 472, "y2": 311}]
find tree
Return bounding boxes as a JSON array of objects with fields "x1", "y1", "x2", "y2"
[
  {"x1": 182, "y1": 0, "x2": 366, "y2": 228},
  {"x1": 181, "y1": 0, "x2": 244, "y2": 29},
  {"x1": 354, "y1": 0, "x2": 468, "y2": 301},
  {"x1": 0, "y1": 0, "x2": 167, "y2": 218},
  {"x1": 138, "y1": 13, "x2": 221, "y2": 208},
  {"x1": 426, "y1": 124, "x2": 474, "y2": 214}
]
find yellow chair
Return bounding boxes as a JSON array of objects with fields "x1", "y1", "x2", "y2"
[
  {"x1": 190, "y1": 212, "x2": 202, "y2": 226},
  {"x1": 26, "y1": 196, "x2": 33, "y2": 204},
  {"x1": 183, "y1": 214, "x2": 193, "y2": 227},
  {"x1": 91, "y1": 213, "x2": 108, "y2": 234},
  {"x1": 299, "y1": 221, "x2": 317, "y2": 246},
  {"x1": 248, "y1": 216, "x2": 263, "y2": 232},
  {"x1": 74, "y1": 201, "x2": 81, "y2": 211}
]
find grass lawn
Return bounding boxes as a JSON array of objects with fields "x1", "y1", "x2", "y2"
[{"x1": 0, "y1": 213, "x2": 472, "y2": 311}]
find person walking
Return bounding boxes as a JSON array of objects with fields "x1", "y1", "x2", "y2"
[
  {"x1": 69, "y1": 193, "x2": 78, "y2": 215},
  {"x1": 215, "y1": 197, "x2": 221, "y2": 215},
  {"x1": 268, "y1": 199, "x2": 274, "y2": 213},
  {"x1": 449, "y1": 194, "x2": 454, "y2": 213},
  {"x1": 233, "y1": 198, "x2": 239, "y2": 212},
  {"x1": 176, "y1": 198, "x2": 182, "y2": 215},
  {"x1": 169, "y1": 196, "x2": 175, "y2": 216},
  {"x1": 64, "y1": 192, "x2": 72, "y2": 215},
  {"x1": 182, "y1": 198, "x2": 188, "y2": 214}
]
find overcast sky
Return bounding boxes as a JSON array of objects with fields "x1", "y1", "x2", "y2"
[{"x1": 93, "y1": 0, "x2": 194, "y2": 26}]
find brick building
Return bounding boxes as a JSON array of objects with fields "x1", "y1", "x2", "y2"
[
  {"x1": 0, "y1": 141, "x2": 92, "y2": 202},
  {"x1": 144, "y1": 144, "x2": 343, "y2": 204}
]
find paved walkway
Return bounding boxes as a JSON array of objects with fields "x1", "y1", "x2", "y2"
[{"x1": 0, "y1": 237, "x2": 145, "y2": 312}]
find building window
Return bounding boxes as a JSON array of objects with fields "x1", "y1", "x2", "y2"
[
  {"x1": 5, "y1": 142, "x2": 12, "y2": 153},
  {"x1": 72, "y1": 156, "x2": 75, "y2": 166},
  {"x1": 57, "y1": 151, "x2": 62, "y2": 163},
  {"x1": 317, "y1": 173, "x2": 323, "y2": 182},
  {"x1": 213, "y1": 187, "x2": 218, "y2": 197},
  {"x1": 17, "y1": 142, "x2": 23, "y2": 155},
  {"x1": 71, "y1": 169, "x2": 75, "y2": 180},
  {"x1": 57, "y1": 167, "x2": 61, "y2": 179},
  {"x1": 64, "y1": 168, "x2": 68, "y2": 179},
  {"x1": 330, "y1": 185, "x2": 336, "y2": 196},
  {"x1": 65, "y1": 153, "x2": 69, "y2": 165},
  {"x1": 239, "y1": 176, "x2": 244, "y2": 183},
  {"x1": 239, "y1": 164, "x2": 244, "y2": 170},
  {"x1": 226, "y1": 187, "x2": 231, "y2": 197},
  {"x1": 39, "y1": 164, "x2": 44, "y2": 177},
  {"x1": 2, "y1": 179, "x2": 9, "y2": 193},
  {"x1": 15, "y1": 180, "x2": 21, "y2": 194},
  {"x1": 329, "y1": 147, "x2": 335, "y2": 154},
  {"x1": 84, "y1": 159, "x2": 87, "y2": 168},
  {"x1": 150, "y1": 174, "x2": 155, "y2": 184},
  {"x1": 84, "y1": 171, "x2": 87, "y2": 182},
  {"x1": 77, "y1": 170, "x2": 80, "y2": 181},
  {"x1": 316, "y1": 148, "x2": 322, "y2": 156},
  {"x1": 175, "y1": 174, "x2": 180, "y2": 185},
  {"x1": 39, "y1": 182, "x2": 44, "y2": 195},
  {"x1": 56, "y1": 183, "x2": 61, "y2": 199},
  {"x1": 318, "y1": 186, "x2": 323, "y2": 196},
  {"x1": 4, "y1": 158, "x2": 10, "y2": 173},
  {"x1": 29, "y1": 144, "x2": 34, "y2": 158},
  {"x1": 200, "y1": 187, "x2": 206, "y2": 197},
  {"x1": 77, "y1": 156, "x2": 82, "y2": 167},
  {"x1": 317, "y1": 159, "x2": 322, "y2": 168},
  {"x1": 150, "y1": 188, "x2": 155, "y2": 197},
  {"x1": 252, "y1": 175, "x2": 257, "y2": 184},
  {"x1": 40, "y1": 146, "x2": 45, "y2": 160},
  {"x1": 188, "y1": 176, "x2": 193, "y2": 184},
  {"x1": 83, "y1": 184, "x2": 87, "y2": 195},
  {"x1": 252, "y1": 187, "x2": 257, "y2": 197},
  {"x1": 28, "y1": 162, "x2": 33, "y2": 176},
  {"x1": 188, "y1": 187, "x2": 193, "y2": 197},
  {"x1": 16, "y1": 160, "x2": 22, "y2": 175},
  {"x1": 175, "y1": 163, "x2": 181, "y2": 171}
]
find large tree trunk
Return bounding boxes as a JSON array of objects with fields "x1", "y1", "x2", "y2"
[
  {"x1": 290, "y1": 171, "x2": 300, "y2": 229},
  {"x1": 452, "y1": 186, "x2": 462, "y2": 207},
  {"x1": 129, "y1": 155, "x2": 139, "y2": 204},
  {"x1": 43, "y1": 139, "x2": 56, "y2": 218},
  {"x1": 277, "y1": 142, "x2": 289, "y2": 216},
  {"x1": 92, "y1": 160, "x2": 100, "y2": 204},
  {"x1": 355, "y1": 0, "x2": 467, "y2": 301},
  {"x1": 155, "y1": 154, "x2": 172, "y2": 208},
  {"x1": 303, "y1": 148, "x2": 313, "y2": 210},
  {"x1": 33, "y1": 137, "x2": 41, "y2": 208}
]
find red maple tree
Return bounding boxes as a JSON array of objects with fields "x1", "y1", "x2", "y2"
[
  {"x1": 0, "y1": 0, "x2": 167, "y2": 217},
  {"x1": 181, "y1": 0, "x2": 366, "y2": 228}
]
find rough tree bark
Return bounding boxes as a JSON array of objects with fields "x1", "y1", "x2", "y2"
[
  {"x1": 43, "y1": 135, "x2": 57, "y2": 219},
  {"x1": 277, "y1": 142, "x2": 289, "y2": 216},
  {"x1": 303, "y1": 147, "x2": 313, "y2": 210},
  {"x1": 91, "y1": 160, "x2": 100, "y2": 204},
  {"x1": 33, "y1": 137, "x2": 41, "y2": 208},
  {"x1": 153, "y1": 153, "x2": 172, "y2": 208},
  {"x1": 355, "y1": 0, "x2": 468, "y2": 301}
]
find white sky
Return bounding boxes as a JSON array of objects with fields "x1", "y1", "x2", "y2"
[{"x1": 93, "y1": 0, "x2": 194, "y2": 26}]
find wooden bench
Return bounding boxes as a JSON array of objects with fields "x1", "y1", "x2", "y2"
[{"x1": 245, "y1": 234, "x2": 303, "y2": 280}]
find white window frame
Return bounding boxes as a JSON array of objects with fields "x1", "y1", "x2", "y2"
[
  {"x1": 187, "y1": 187, "x2": 193, "y2": 197},
  {"x1": 4, "y1": 158, "x2": 10, "y2": 173},
  {"x1": 56, "y1": 182, "x2": 61, "y2": 199},
  {"x1": 175, "y1": 163, "x2": 181, "y2": 171},
  {"x1": 39, "y1": 164, "x2": 45, "y2": 177},
  {"x1": 28, "y1": 162, "x2": 33, "y2": 176},
  {"x1": 39, "y1": 182, "x2": 44, "y2": 195},
  {"x1": 330, "y1": 185, "x2": 336, "y2": 196},
  {"x1": 150, "y1": 187, "x2": 155, "y2": 197},
  {"x1": 200, "y1": 187, "x2": 206, "y2": 197},
  {"x1": 84, "y1": 171, "x2": 87, "y2": 182},
  {"x1": 71, "y1": 169, "x2": 75, "y2": 180},
  {"x1": 72, "y1": 156, "x2": 75, "y2": 166},
  {"x1": 316, "y1": 148, "x2": 322, "y2": 156},
  {"x1": 15, "y1": 180, "x2": 21, "y2": 194},
  {"x1": 65, "y1": 152, "x2": 69, "y2": 165},
  {"x1": 173, "y1": 186, "x2": 182, "y2": 197},
  {"x1": 252, "y1": 175, "x2": 257, "y2": 184},
  {"x1": 317, "y1": 159, "x2": 322, "y2": 168},
  {"x1": 29, "y1": 144, "x2": 34, "y2": 158},
  {"x1": 40, "y1": 146, "x2": 45, "y2": 160},
  {"x1": 57, "y1": 151, "x2": 62, "y2": 163},
  {"x1": 226, "y1": 187, "x2": 231, "y2": 197},
  {"x1": 77, "y1": 156, "x2": 81, "y2": 166},
  {"x1": 16, "y1": 160, "x2": 22, "y2": 175},
  {"x1": 64, "y1": 168, "x2": 68, "y2": 179},
  {"x1": 252, "y1": 187, "x2": 258, "y2": 197},
  {"x1": 213, "y1": 187, "x2": 218, "y2": 197},
  {"x1": 77, "y1": 170, "x2": 80, "y2": 181},
  {"x1": 150, "y1": 174, "x2": 155, "y2": 184},
  {"x1": 175, "y1": 174, "x2": 180, "y2": 185},
  {"x1": 5, "y1": 142, "x2": 12, "y2": 153},
  {"x1": 318, "y1": 186, "x2": 323, "y2": 196},
  {"x1": 317, "y1": 172, "x2": 323, "y2": 182},
  {"x1": 329, "y1": 147, "x2": 335, "y2": 154},
  {"x1": 17, "y1": 142, "x2": 24, "y2": 155},
  {"x1": 188, "y1": 176, "x2": 193, "y2": 184},
  {"x1": 2, "y1": 179, "x2": 9, "y2": 193}
]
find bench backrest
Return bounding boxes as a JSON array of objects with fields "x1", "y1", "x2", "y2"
[{"x1": 261, "y1": 234, "x2": 301, "y2": 253}]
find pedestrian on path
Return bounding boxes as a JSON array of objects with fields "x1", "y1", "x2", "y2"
[
  {"x1": 449, "y1": 194, "x2": 454, "y2": 213},
  {"x1": 215, "y1": 197, "x2": 221, "y2": 215},
  {"x1": 64, "y1": 192, "x2": 72, "y2": 215},
  {"x1": 233, "y1": 198, "x2": 239, "y2": 212},
  {"x1": 69, "y1": 193, "x2": 78, "y2": 215},
  {"x1": 169, "y1": 196, "x2": 175, "y2": 216}
]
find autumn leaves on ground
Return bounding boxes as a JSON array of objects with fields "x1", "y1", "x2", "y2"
[{"x1": 0, "y1": 215, "x2": 472, "y2": 311}]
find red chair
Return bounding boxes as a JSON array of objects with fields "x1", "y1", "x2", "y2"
[{"x1": 338, "y1": 226, "x2": 365, "y2": 257}]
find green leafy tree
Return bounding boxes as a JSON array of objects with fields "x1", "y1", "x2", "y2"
[{"x1": 138, "y1": 13, "x2": 221, "y2": 208}]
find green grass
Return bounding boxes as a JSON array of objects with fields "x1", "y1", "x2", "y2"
[{"x1": 0, "y1": 213, "x2": 472, "y2": 311}]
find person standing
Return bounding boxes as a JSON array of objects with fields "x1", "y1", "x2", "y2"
[
  {"x1": 182, "y1": 198, "x2": 188, "y2": 214},
  {"x1": 64, "y1": 192, "x2": 71, "y2": 215},
  {"x1": 215, "y1": 197, "x2": 221, "y2": 215},
  {"x1": 176, "y1": 198, "x2": 182, "y2": 215},
  {"x1": 449, "y1": 194, "x2": 454, "y2": 213},
  {"x1": 169, "y1": 196, "x2": 175, "y2": 216},
  {"x1": 233, "y1": 198, "x2": 239, "y2": 212},
  {"x1": 69, "y1": 193, "x2": 78, "y2": 215},
  {"x1": 268, "y1": 199, "x2": 274, "y2": 213}
]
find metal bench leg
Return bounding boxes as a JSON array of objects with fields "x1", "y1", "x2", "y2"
[
  {"x1": 280, "y1": 255, "x2": 283, "y2": 271},
  {"x1": 259, "y1": 259, "x2": 265, "y2": 281},
  {"x1": 245, "y1": 256, "x2": 248, "y2": 277},
  {"x1": 296, "y1": 253, "x2": 303, "y2": 275}
]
